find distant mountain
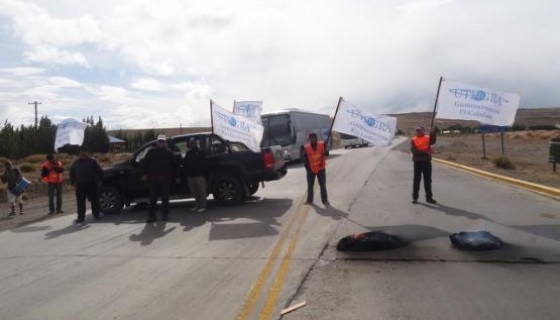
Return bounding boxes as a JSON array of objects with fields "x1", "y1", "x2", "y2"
[
  {"x1": 107, "y1": 108, "x2": 560, "y2": 137},
  {"x1": 390, "y1": 108, "x2": 560, "y2": 134}
]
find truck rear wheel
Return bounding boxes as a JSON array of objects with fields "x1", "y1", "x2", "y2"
[
  {"x1": 213, "y1": 176, "x2": 243, "y2": 205},
  {"x1": 99, "y1": 186, "x2": 124, "y2": 214},
  {"x1": 249, "y1": 182, "x2": 259, "y2": 196}
]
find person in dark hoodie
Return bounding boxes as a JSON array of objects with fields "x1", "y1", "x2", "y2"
[
  {"x1": 70, "y1": 145, "x2": 104, "y2": 223},
  {"x1": 1, "y1": 160, "x2": 24, "y2": 216},
  {"x1": 143, "y1": 134, "x2": 176, "y2": 223},
  {"x1": 182, "y1": 137, "x2": 207, "y2": 212},
  {"x1": 410, "y1": 126, "x2": 437, "y2": 204}
]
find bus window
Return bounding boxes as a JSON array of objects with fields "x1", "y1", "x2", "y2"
[{"x1": 262, "y1": 114, "x2": 292, "y2": 147}]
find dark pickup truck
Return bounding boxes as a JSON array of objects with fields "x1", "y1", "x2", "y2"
[{"x1": 98, "y1": 132, "x2": 287, "y2": 214}]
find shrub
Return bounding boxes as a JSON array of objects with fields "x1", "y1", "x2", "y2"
[
  {"x1": 19, "y1": 162, "x2": 36, "y2": 173},
  {"x1": 24, "y1": 154, "x2": 46, "y2": 164},
  {"x1": 492, "y1": 156, "x2": 516, "y2": 170},
  {"x1": 97, "y1": 155, "x2": 111, "y2": 164}
]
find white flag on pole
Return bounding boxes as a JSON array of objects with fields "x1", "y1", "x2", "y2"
[
  {"x1": 233, "y1": 100, "x2": 263, "y2": 124},
  {"x1": 332, "y1": 98, "x2": 397, "y2": 146},
  {"x1": 54, "y1": 118, "x2": 88, "y2": 152},
  {"x1": 436, "y1": 79, "x2": 520, "y2": 126},
  {"x1": 212, "y1": 101, "x2": 264, "y2": 152}
]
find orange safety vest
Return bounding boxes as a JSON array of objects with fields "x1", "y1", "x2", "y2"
[
  {"x1": 412, "y1": 135, "x2": 431, "y2": 153},
  {"x1": 42, "y1": 161, "x2": 63, "y2": 183},
  {"x1": 304, "y1": 141, "x2": 326, "y2": 174}
]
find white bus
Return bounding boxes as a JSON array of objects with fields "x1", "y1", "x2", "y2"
[
  {"x1": 340, "y1": 133, "x2": 369, "y2": 149},
  {"x1": 261, "y1": 109, "x2": 331, "y2": 162}
]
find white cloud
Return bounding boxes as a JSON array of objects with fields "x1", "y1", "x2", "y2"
[
  {"x1": 0, "y1": 67, "x2": 45, "y2": 76},
  {"x1": 25, "y1": 45, "x2": 91, "y2": 67},
  {"x1": 130, "y1": 78, "x2": 166, "y2": 92},
  {"x1": 0, "y1": 0, "x2": 559, "y2": 129}
]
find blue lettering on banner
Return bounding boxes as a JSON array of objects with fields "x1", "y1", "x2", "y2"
[
  {"x1": 448, "y1": 88, "x2": 509, "y2": 106},
  {"x1": 215, "y1": 110, "x2": 252, "y2": 133},
  {"x1": 345, "y1": 109, "x2": 391, "y2": 133}
]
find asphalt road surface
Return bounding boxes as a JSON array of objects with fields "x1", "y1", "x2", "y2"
[{"x1": 0, "y1": 138, "x2": 559, "y2": 320}]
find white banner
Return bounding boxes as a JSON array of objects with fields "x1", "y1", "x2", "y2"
[
  {"x1": 233, "y1": 100, "x2": 263, "y2": 124},
  {"x1": 54, "y1": 118, "x2": 89, "y2": 152},
  {"x1": 332, "y1": 98, "x2": 397, "y2": 146},
  {"x1": 212, "y1": 101, "x2": 264, "y2": 152},
  {"x1": 436, "y1": 79, "x2": 520, "y2": 126}
]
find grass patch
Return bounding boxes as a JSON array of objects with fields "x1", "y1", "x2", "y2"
[
  {"x1": 19, "y1": 162, "x2": 37, "y2": 173},
  {"x1": 492, "y1": 156, "x2": 516, "y2": 170}
]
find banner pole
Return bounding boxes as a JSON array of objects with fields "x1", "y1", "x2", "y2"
[
  {"x1": 326, "y1": 96, "x2": 343, "y2": 149},
  {"x1": 429, "y1": 76, "x2": 443, "y2": 133},
  {"x1": 210, "y1": 99, "x2": 215, "y2": 135}
]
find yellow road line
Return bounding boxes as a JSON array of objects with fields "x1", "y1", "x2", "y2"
[
  {"x1": 236, "y1": 197, "x2": 306, "y2": 320},
  {"x1": 258, "y1": 204, "x2": 311, "y2": 320}
]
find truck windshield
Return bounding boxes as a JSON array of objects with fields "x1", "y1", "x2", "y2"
[{"x1": 261, "y1": 114, "x2": 292, "y2": 147}]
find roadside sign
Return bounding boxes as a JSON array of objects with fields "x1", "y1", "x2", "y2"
[{"x1": 479, "y1": 125, "x2": 508, "y2": 133}]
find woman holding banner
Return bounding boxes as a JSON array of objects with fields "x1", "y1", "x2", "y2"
[{"x1": 1, "y1": 160, "x2": 24, "y2": 216}]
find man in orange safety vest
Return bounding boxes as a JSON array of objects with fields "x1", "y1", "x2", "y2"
[
  {"x1": 411, "y1": 126, "x2": 437, "y2": 204},
  {"x1": 303, "y1": 132, "x2": 329, "y2": 206},
  {"x1": 41, "y1": 154, "x2": 64, "y2": 214}
]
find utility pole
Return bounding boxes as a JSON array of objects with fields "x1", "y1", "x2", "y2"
[{"x1": 28, "y1": 101, "x2": 42, "y2": 128}]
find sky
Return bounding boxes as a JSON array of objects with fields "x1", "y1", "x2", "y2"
[{"x1": 0, "y1": 0, "x2": 559, "y2": 130}]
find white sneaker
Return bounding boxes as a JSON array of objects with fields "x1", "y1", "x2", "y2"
[{"x1": 196, "y1": 207, "x2": 206, "y2": 213}]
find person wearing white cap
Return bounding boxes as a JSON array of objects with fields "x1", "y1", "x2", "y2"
[
  {"x1": 411, "y1": 126, "x2": 437, "y2": 204},
  {"x1": 143, "y1": 134, "x2": 177, "y2": 222}
]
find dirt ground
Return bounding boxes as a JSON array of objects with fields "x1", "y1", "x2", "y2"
[
  {"x1": 397, "y1": 130, "x2": 560, "y2": 189},
  {"x1": 2, "y1": 131, "x2": 559, "y2": 231}
]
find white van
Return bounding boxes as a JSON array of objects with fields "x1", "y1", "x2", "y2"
[{"x1": 340, "y1": 133, "x2": 369, "y2": 149}]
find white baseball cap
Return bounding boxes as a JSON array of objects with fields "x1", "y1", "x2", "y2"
[{"x1": 157, "y1": 134, "x2": 167, "y2": 141}]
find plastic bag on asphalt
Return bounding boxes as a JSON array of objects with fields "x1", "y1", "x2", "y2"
[
  {"x1": 336, "y1": 231, "x2": 407, "y2": 252},
  {"x1": 449, "y1": 231, "x2": 504, "y2": 250}
]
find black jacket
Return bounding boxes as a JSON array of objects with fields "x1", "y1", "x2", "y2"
[
  {"x1": 70, "y1": 157, "x2": 103, "y2": 185},
  {"x1": 182, "y1": 147, "x2": 207, "y2": 177},
  {"x1": 1, "y1": 168, "x2": 22, "y2": 190},
  {"x1": 143, "y1": 146, "x2": 176, "y2": 178}
]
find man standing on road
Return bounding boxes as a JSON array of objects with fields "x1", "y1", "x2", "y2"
[
  {"x1": 182, "y1": 138, "x2": 207, "y2": 213},
  {"x1": 411, "y1": 126, "x2": 437, "y2": 204},
  {"x1": 303, "y1": 132, "x2": 330, "y2": 206},
  {"x1": 42, "y1": 154, "x2": 64, "y2": 215},
  {"x1": 143, "y1": 134, "x2": 176, "y2": 223},
  {"x1": 70, "y1": 146, "x2": 104, "y2": 223},
  {"x1": 1, "y1": 160, "x2": 24, "y2": 216}
]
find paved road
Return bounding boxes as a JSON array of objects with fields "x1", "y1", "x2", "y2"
[{"x1": 0, "y1": 140, "x2": 559, "y2": 320}]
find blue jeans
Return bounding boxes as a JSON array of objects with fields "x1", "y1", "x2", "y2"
[
  {"x1": 413, "y1": 161, "x2": 433, "y2": 200},
  {"x1": 48, "y1": 183, "x2": 63, "y2": 212},
  {"x1": 306, "y1": 169, "x2": 328, "y2": 203}
]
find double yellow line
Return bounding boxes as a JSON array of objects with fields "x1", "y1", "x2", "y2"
[{"x1": 237, "y1": 197, "x2": 311, "y2": 320}]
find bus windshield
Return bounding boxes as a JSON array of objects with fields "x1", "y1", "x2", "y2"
[
  {"x1": 340, "y1": 133, "x2": 357, "y2": 140},
  {"x1": 261, "y1": 114, "x2": 292, "y2": 147}
]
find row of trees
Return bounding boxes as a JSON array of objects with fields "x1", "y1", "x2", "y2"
[
  {"x1": 0, "y1": 116, "x2": 110, "y2": 159},
  {"x1": 112, "y1": 129, "x2": 157, "y2": 152}
]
